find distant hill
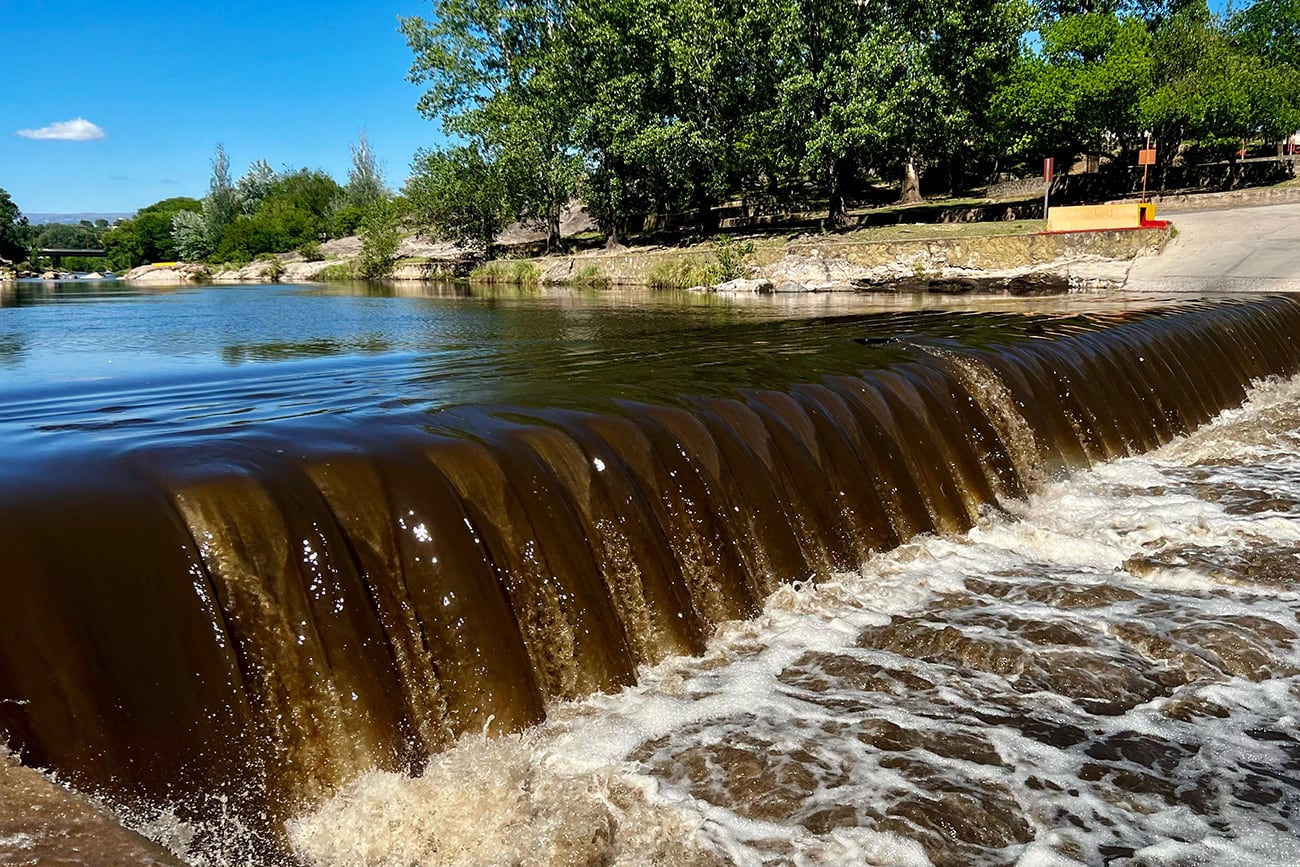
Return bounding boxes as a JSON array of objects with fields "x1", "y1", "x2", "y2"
[{"x1": 24, "y1": 212, "x2": 133, "y2": 225}]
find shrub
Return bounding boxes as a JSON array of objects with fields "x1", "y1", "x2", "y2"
[
  {"x1": 646, "y1": 257, "x2": 723, "y2": 289},
  {"x1": 569, "y1": 264, "x2": 611, "y2": 289},
  {"x1": 469, "y1": 259, "x2": 540, "y2": 285},
  {"x1": 356, "y1": 200, "x2": 402, "y2": 279},
  {"x1": 315, "y1": 263, "x2": 354, "y2": 281},
  {"x1": 334, "y1": 205, "x2": 366, "y2": 237},
  {"x1": 297, "y1": 240, "x2": 323, "y2": 261},
  {"x1": 712, "y1": 235, "x2": 756, "y2": 280},
  {"x1": 256, "y1": 252, "x2": 285, "y2": 283}
]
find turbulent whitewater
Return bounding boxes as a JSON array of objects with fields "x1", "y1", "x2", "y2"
[{"x1": 280, "y1": 372, "x2": 1300, "y2": 867}]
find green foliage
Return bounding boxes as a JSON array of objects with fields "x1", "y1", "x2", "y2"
[
  {"x1": 0, "y1": 189, "x2": 31, "y2": 263},
  {"x1": 712, "y1": 235, "x2": 756, "y2": 280},
  {"x1": 235, "y1": 160, "x2": 278, "y2": 216},
  {"x1": 315, "y1": 263, "x2": 355, "y2": 281},
  {"x1": 469, "y1": 259, "x2": 541, "y2": 285},
  {"x1": 26, "y1": 220, "x2": 110, "y2": 266},
  {"x1": 569, "y1": 264, "x2": 612, "y2": 288},
  {"x1": 256, "y1": 252, "x2": 286, "y2": 282},
  {"x1": 357, "y1": 200, "x2": 403, "y2": 279},
  {"x1": 405, "y1": 0, "x2": 1025, "y2": 233},
  {"x1": 402, "y1": 0, "x2": 581, "y2": 249},
  {"x1": 334, "y1": 206, "x2": 366, "y2": 237},
  {"x1": 1231, "y1": 0, "x2": 1300, "y2": 67},
  {"x1": 104, "y1": 197, "x2": 202, "y2": 270},
  {"x1": 1144, "y1": 2, "x2": 1300, "y2": 157},
  {"x1": 346, "y1": 132, "x2": 388, "y2": 211},
  {"x1": 212, "y1": 169, "x2": 344, "y2": 262},
  {"x1": 172, "y1": 209, "x2": 212, "y2": 261},
  {"x1": 205, "y1": 143, "x2": 239, "y2": 248},
  {"x1": 991, "y1": 0, "x2": 1300, "y2": 173},
  {"x1": 405, "y1": 145, "x2": 511, "y2": 251},
  {"x1": 646, "y1": 257, "x2": 724, "y2": 289},
  {"x1": 993, "y1": 12, "x2": 1154, "y2": 159},
  {"x1": 297, "y1": 240, "x2": 324, "y2": 261}
]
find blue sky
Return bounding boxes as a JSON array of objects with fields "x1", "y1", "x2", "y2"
[{"x1": 1, "y1": 0, "x2": 442, "y2": 215}]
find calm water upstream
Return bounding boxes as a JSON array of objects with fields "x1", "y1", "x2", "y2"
[{"x1": 1, "y1": 279, "x2": 1299, "y2": 866}]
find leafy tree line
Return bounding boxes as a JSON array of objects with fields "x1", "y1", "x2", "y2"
[
  {"x1": 98, "y1": 135, "x2": 392, "y2": 272},
  {"x1": 0, "y1": 188, "x2": 113, "y2": 270},
  {"x1": 996, "y1": 0, "x2": 1300, "y2": 184},
  {"x1": 400, "y1": 0, "x2": 1300, "y2": 247}
]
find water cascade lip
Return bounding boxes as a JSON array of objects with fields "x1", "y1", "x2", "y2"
[{"x1": 2, "y1": 294, "x2": 1300, "y2": 861}]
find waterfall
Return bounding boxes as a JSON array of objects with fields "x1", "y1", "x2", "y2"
[{"x1": 1, "y1": 296, "x2": 1297, "y2": 851}]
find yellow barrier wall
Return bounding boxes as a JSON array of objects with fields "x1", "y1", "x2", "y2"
[{"x1": 1047, "y1": 203, "x2": 1159, "y2": 232}]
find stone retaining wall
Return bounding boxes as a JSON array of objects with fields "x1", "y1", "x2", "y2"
[{"x1": 536, "y1": 227, "x2": 1170, "y2": 289}]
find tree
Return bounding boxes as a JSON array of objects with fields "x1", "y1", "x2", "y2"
[
  {"x1": 0, "y1": 189, "x2": 29, "y2": 263},
  {"x1": 357, "y1": 199, "x2": 404, "y2": 278},
  {"x1": 405, "y1": 145, "x2": 511, "y2": 251},
  {"x1": 1144, "y1": 1, "x2": 1300, "y2": 180},
  {"x1": 212, "y1": 169, "x2": 343, "y2": 261},
  {"x1": 345, "y1": 132, "x2": 388, "y2": 210},
  {"x1": 205, "y1": 143, "x2": 238, "y2": 249},
  {"x1": 171, "y1": 209, "x2": 212, "y2": 261},
  {"x1": 236, "y1": 159, "x2": 278, "y2": 216},
  {"x1": 103, "y1": 197, "x2": 202, "y2": 270},
  {"x1": 402, "y1": 0, "x2": 580, "y2": 250},
  {"x1": 993, "y1": 12, "x2": 1154, "y2": 166},
  {"x1": 1231, "y1": 0, "x2": 1300, "y2": 67}
]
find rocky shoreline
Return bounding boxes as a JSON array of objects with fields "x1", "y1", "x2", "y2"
[{"x1": 116, "y1": 224, "x2": 1168, "y2": 295}]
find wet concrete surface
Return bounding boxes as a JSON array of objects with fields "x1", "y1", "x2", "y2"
[{"x1": 1128, "y1": 201, "x2": 1300, "y2": 292}]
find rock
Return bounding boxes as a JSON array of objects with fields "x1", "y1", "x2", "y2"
[
  {"x1": 926, "y1": 277, "x2": 981, "y2": 294},
  {"x1": 1007, "y1": 273, "x2": 1071, "y2": 295},
  {"x1": 712, "y1": 277, "x2": 774, "y2": 293},
  {"x1": 84, "y1": 271, "x2": 103, "y2": 279},
  {"x1": 123, "y1": 263, "x2": 211, "y2": 284},
  {"x1": 1, "y1": 750, "x2": 186, "y2": 866},
  {"x1": 761, "y1": 252, "x2": 872, "y2": 292}
]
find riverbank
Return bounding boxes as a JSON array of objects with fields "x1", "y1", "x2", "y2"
[
  {"x1": 534, "y1": 223, "x2": 1167, "y2": 292},
  {"x1": 122, "y1": 220, "x2": 1169, "y2": 293}
]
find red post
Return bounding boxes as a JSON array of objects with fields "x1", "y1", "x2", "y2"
[{"x1": 1043, "y1": 157, "x2": 1054, "y2": 222}]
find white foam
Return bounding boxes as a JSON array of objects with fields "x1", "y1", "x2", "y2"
[{"x1": 282, "y1": 372, "x2": 1300, "y2": 865}]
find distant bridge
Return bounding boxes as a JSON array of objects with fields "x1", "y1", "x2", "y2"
[{"x1": 40, "y1": 248, "x2": 107, "y2": 268}]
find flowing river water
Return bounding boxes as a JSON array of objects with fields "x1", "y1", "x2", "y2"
[{"x1": 1, "y1": 280, "x2": 1299, "y2": 866}]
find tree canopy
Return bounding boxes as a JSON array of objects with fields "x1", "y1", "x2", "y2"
[
  {"x1": 103, "y1": 197, "x2": 202, "y2": 271},
  {"x1": 0, "y1": 189, "x2": 29, "y2": 263},
  {"x1": 400, "y1": 0, "x2": 1300, "y2": 243}
]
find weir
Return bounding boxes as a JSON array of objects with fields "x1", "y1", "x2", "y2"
[{"x1": 1, "y1": 296, "x2": 1299, "y2": 854}]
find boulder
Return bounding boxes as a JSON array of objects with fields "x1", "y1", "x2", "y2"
[
  {"x1": 711, "y1": 277, "x2": 774, "y2": 293},
  {"x1": 760, "y1": 252, "x2": 872, "y2": 292},
  {"x1": 123, "y1": 263, "x2": 211, "y2": 284}
]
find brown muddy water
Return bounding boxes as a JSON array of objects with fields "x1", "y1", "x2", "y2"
[{"x1": 2, "y1": 280, "x2": 1299, "y2": 866}]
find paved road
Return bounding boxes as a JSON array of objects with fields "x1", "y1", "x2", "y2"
[{"x1": 1126, "y1": 201, "x2": 1300, "y2": 292}]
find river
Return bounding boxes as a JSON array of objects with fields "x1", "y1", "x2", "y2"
[{"x1": 2, "y1": 280, "x2": 1298, "y2": 866}]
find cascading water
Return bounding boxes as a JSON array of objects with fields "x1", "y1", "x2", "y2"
[{"x1": 2, "y1": 287, "x2": 1299, "y2": 864}]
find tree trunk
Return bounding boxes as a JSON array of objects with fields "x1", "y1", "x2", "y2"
[
  {"x1": 826, "y1": 157, "x2": 848, "y2": 228},
  {"x1": 898, "y1": 154, "x2": 923, "y2": 205},
  {"x1": 547, "y1": 209, "x2": 561, "y2": 253}
]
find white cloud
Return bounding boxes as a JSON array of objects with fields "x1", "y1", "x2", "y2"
[{"x1": 16, "y1": 118, "x2": 106, "y2": 141}]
